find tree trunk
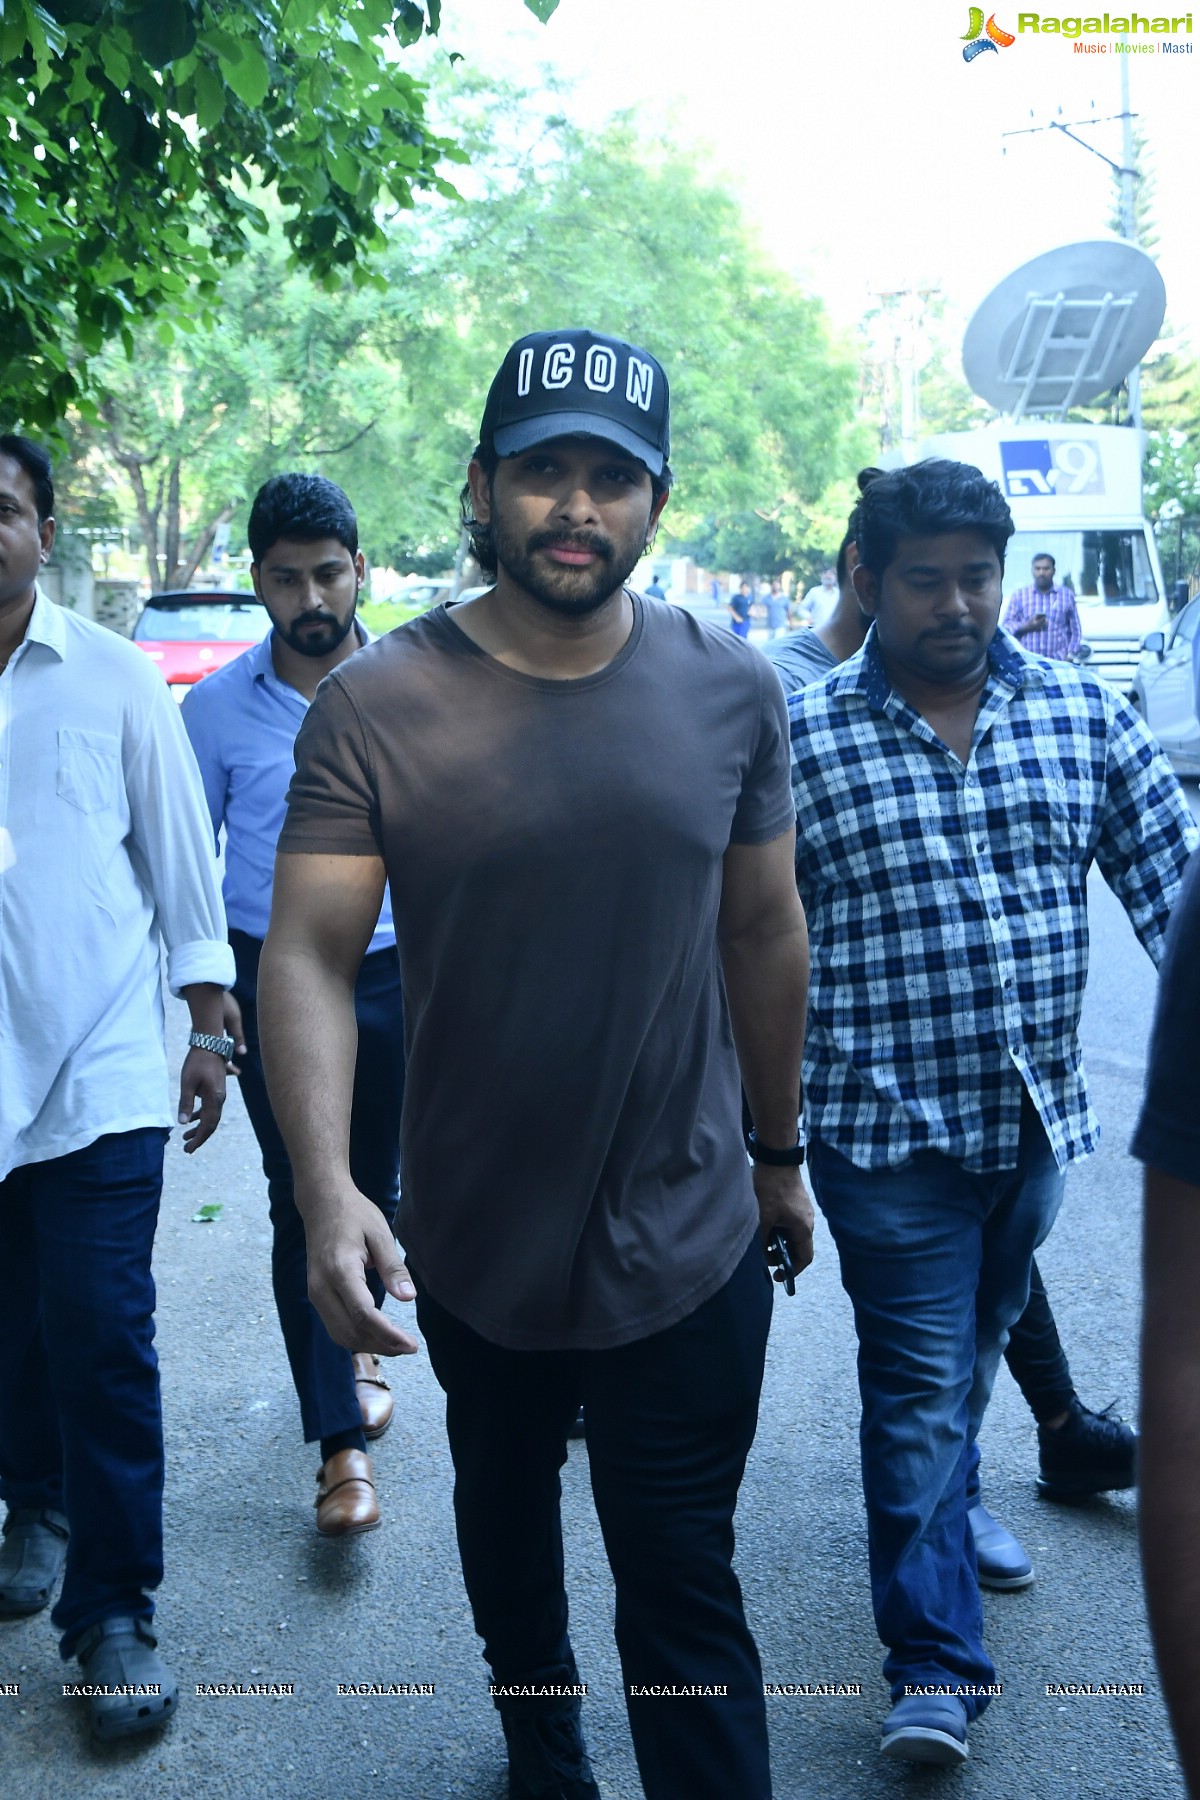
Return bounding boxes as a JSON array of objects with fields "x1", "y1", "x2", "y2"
[
  {"x1": 177, "y1": 505, "x2": 234, "y2": 591},
  {"x1": 164, "y1": 459, "x2": 182, "y2": 587},
  {"x1": 100, "y1": 402, "x2": 163, "y2": 590}
]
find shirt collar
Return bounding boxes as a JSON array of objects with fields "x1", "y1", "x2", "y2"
[
  {"x1": 248, "y1": 634, "x2": 276, "y2": 682},
  {"x1": 23, "y1": 585, "x2": 68, "y2": 661},
  {"x1": 839, "y1": 622, "x2": 1036, "y2": 713}
]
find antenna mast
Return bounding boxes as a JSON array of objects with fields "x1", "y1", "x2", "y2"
[{"x1": 1001, "y1": 63, "x2": 1143, "y2": 426}]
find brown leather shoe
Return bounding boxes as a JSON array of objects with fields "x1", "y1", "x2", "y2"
[
  {"x1": 352, "y1": 1353, "x2": 394, "y2": 1440},
  {"x1": 315, "y1": 1450, "x2": 380, "y2": 1537}
]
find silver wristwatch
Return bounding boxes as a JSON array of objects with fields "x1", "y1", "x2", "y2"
[{"x1": 188, "y1": 1029, "x2": 237, "y2": 1060}]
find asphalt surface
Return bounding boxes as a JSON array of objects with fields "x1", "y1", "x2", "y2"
[{"x1": 2, "y1": 785, "x2": 1196, "y2": 1800}]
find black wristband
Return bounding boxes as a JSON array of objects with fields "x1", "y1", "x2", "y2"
[{"x1": 746, "y1": 1128, "x2": 806, "y2": 1167}]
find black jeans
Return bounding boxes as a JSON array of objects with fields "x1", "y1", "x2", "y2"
[
  {"x1": 1001, "y1": 1257, "x2": 1075, "y2": 1424},
  {"x1": 231, "y1": 930, "x2": 404, "y2": 1444},
  {"x1": 415, "y1": 1235, "x2": 774, "y2": 1800}
]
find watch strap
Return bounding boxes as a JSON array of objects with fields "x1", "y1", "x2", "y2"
[
  {"x1": 746, "y1": 1128, "x2": 806, "y2": 1167},
  {"x1": 188, "y1": 1029, "x2": 237, "y2": 1060}
]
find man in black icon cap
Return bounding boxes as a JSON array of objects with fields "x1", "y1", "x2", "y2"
[{"x1": 257, "y1": 328, "x2": 811, "y2": 1800}]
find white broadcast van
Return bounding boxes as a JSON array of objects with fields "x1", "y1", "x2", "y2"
[
  {"x1": 923, "y1": 239, "x2": 1172, "y2": 695},
  {"x1": 921, "y1": 421, "x2": 1167, "y2": 695}
]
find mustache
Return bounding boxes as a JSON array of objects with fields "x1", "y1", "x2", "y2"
[{"x1": 528, "y1": 530, "x2": 613, "y2": 558}]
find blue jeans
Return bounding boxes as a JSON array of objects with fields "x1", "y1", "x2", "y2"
[
  {"x1": 808, "y1": 1095, "x2": 1065, "y2": 1714},
  {"x1": 0, "y1": 1128, "x2": 168, "y2": 1656},
  {"x1": 415, "y1": 1235, "x2": 774, "y2": 1800},
  {"x1": 231, "y1": 931, "x2": 404, "y2": 1444}
]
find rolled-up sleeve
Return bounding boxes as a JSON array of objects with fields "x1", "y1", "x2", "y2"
[
  {"x1": 125, "y1": 680, "x2": 234, "y2": 994},
  {"x1": 1093, "y1": 696, "x2": 1200, "y2": 964},
  {"x1": 1063, "y1": 591, "x2": 1082, "y2": 657}
]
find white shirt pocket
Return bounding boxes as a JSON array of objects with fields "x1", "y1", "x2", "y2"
[{"x1": 56, "y1": 727, "x2": 121, "y2": 815}]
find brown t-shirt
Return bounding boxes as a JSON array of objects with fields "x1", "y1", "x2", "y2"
[{"x1": 278, "y1": 594, "x2": 794, "y2": 1349}]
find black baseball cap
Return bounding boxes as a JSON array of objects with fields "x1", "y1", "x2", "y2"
[{"x1": 479, "y1": 329, "x2": 670, "y2": 475}]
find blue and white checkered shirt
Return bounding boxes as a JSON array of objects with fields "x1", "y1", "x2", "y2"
[{"x1": 789, "y1": 627, "x2": 1198, "y2": 1173}]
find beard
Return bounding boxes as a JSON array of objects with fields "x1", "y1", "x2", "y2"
[
  {"x1": 490, "y1": 515, "x2": 647, "y2": 618},
  {"x1": 270, "y1": 608, "x2": 357, "y2": 658}
]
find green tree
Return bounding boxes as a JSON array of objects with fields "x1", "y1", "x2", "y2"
[
  {"x1": 75, "y1": 86, "x2": 864, "y2": 589},
  {"x1": 417, "y1": 110, "x2": 864, "y2": 571},
  {"x1": 0, "y1": 0, "x2": 557, "y2": 429}
]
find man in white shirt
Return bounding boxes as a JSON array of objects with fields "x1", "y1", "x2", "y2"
[
  {"x1": 0, "y1": 436, "x2": 235, "y2": 1740},
  {"x1": 801, "y1": 565, "x2": 839, "y2": 629}
]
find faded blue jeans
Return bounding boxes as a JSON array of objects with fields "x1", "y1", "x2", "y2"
[{"x1": 808, "y1": 1095, "x2": 1065, "y2": 1716}]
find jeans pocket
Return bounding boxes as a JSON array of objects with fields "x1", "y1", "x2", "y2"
[{"x1": 57, "y1": 727, "x2": 121, "y2": 814}]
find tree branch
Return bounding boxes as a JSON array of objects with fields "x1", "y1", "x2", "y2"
[{"x1": 299, "y1": 417, "x2": 382, "y2": 457}]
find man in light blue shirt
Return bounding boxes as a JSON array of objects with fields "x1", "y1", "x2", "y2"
[{"x1": 183, "y1": 473, "x2": 404, "y2": 1537}]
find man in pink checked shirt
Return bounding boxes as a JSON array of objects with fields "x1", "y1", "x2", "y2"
[{"x1": 1001, "y1": 552, "x2": 1082, "y2": 661}]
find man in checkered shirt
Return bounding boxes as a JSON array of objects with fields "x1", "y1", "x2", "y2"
[
  {"x1": 1000, "y1": 551, "x2": 1082, "y2": 661},
  {"x1": 788, "y1": 459, "x2": 1196, "y2": 1766}
]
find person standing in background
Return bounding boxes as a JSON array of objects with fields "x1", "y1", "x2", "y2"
[
  {"x1": 183, "y1": 472, "x2": 404, "y2": 1539},
  {"x1": 764, "y1": 577, "x2": 788, "y2": 639},
  {"x1": 728, "y1": 574, "x2": 753, "y2": 638},
  {"x1": 801, "y1": 565, "x2": 839, "y2": 630},
  {"x1": 1001, "y1": 553, "x2": 1082, "y2": 662}
]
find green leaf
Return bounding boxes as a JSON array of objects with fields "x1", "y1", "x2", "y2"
[
  {"x1": 191, "y1": 1202, "x2": 223, "y2": 1223},
  {"x1": 193, "y1": 61, "x2": 225, "y2": 129},
  {"x1": 205, "y1": 26, "x2": 245, "y2": 66},
  {"x1": 131, "y1": 0, "x2": 198, "y2": 69},
  {"x1": 98, "y1": 36, "x2": 131, "y2": 89},
  {"x1": 523, "y1": 0, "x2": 560, "y2": 18},
  {"x1": 223, "y1": 42, "x2": 269, "y2": 108},
  {"x1": 67, "y1": 54, "x2": 95, "y2": 103},
  {"x1": 307, "y1": 58, "x2": 334, "y2": 107},
  {"x1": 98, "y1": 91, "x2": 139, "y2": 155},
  {"x1": 329, "y1": 147, "x2": 359, "y2": 194},
  {"x1": 394, "y1": 1, "x2": 424, "y2": 45}
]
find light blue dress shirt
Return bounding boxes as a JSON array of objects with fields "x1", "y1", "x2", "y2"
[{"x1": 181, "y1": 629, "x2": 396, "y2": 952}]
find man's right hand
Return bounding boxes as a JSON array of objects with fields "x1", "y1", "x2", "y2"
[{"x1": 299, "y1": 1182, "x2": 420, "y2": 1357}]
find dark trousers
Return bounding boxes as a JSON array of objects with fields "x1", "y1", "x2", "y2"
[
  {"x1": 230, "y1": 930, "x2": 404, "y2": 1444},
  {"x1": 0, "y1": 1128, "x2": 167, "y2": 1656},
  {"x1": 1001, "y1": 1257, "x2": 1075, "y2": 1423},
  {"x1": 415, "y1": 1236, "x2": 774, "y2": 1800}
]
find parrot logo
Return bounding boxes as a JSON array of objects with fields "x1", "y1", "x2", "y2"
[{"x1": 962, "y1": 8, "x2": 1016, "y2": 58}]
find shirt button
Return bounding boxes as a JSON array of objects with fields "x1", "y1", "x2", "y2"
[{"x1": 992, "y1": 908, "x2": 1002, "y2": 920}]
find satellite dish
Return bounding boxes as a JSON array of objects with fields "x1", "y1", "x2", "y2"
[{"x1": 962, "y1": 240, "x2": 1166, "y2": 421}]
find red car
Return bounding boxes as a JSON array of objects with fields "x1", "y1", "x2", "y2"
[{"x1": 131, "y1": 590, "x2": 272, "y2": 700}]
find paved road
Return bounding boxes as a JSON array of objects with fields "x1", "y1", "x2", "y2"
[{"x1": 3, "y1": 789, "x2": 1197, "y2": 1800}]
